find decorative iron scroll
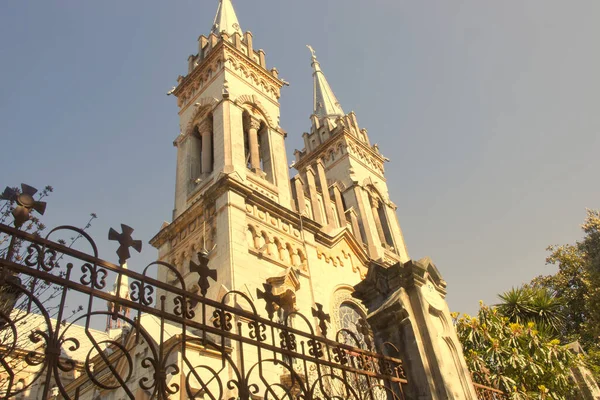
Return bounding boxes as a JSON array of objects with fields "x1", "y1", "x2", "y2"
[{"x1": 0, "y1": 223, "x2": 407, "y2": 399}]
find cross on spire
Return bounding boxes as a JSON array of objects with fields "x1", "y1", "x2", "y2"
[
  {"x1": 307, "y1": 45, "x2": 345, "y2": 121},
  {"x1": 108, "y1": 224, "x2": 142, "y2": 265}
]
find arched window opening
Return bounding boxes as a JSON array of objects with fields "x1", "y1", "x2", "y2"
[
  {"x1": 190, "y1": 126, "x2": 202, "y2": 184},
  {"x1": 338, "y1": 301, "x2": 373, "y2": 350},
  {"x1": 258, "y1": 123, "x2": 274, "y2": 183},
  {"x1": 192, "y1": 114, "x2": 214, "y2": 178},
  {"x1": 377, "y1": 203, "x2": 395, "y2": 248},
  {"x1": 242, "y1": 111, "x2": 274, "y2": 184},
  {"x1": 369, "y1": 193, "x2": 395, "y2": 250}
]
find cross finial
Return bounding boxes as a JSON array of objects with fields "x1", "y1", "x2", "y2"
[
  {"x1": 307, "y1": 44, "x2": 317, "y2": 60},
  {"x1": 108, "y1": 224, "x2": 142, "y2": 265},
  {"x1": 257, "y1": 283, "x2": 283, "y2": 320},
  {"x1": 312, "y1": 303, "x2": 331, "y2": 337},
  {"x1": 190, "y1": 251, "x2": 217, "y2": 296},
  {"x1": 0, "y1": 184, "x2": 47, "y2": 229}
]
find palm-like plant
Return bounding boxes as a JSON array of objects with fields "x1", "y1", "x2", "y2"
[
  {"x1": 497, "y1": 287, "x2": 535, "y2": 324},
  {"x1": 497, "y1": 286, "x2": 565, "y2": 338},
  {"x1": 529, "y1": 289, "x2": 565, "y2": 335}
]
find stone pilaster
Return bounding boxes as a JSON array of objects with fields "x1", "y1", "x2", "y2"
[
  {"x1": 173, "y1": 135, "x2": 186, "y2": 218},
  {"x1": 345, "y1": 207, "x2": 362, "y2": 242},
  {"x1": 383, "y1": 202, "x2": 410, "y2": 262},
  {"x1": 352, "y1": 186, "x2": 381, "y2": 259},
  {"x1": 332, "y1": 183, "x2": 346, "y2": 229},
  {"x1": 370, "y1": 196, "x2": 387, "y2": 246},
  {"x1": 302, "y1": 132, "x2": 310, "y2": 152},
  {"x1": 353, "y1": 259, "x2": 478, "y2": 400},
  {"x1": 315, "y1": 160, "x2": 335, "y2": 227},
  {"x1": 305, "y1": 167, "x2": 323, "y2": 225},
  {"x1": 293, "y1": 176, "x2": 307, "y2": 215},
  {"x1": 268, "y1": 127, "x2": 293, "y2": 208},
  {"x1": 212, "y1": 99, "x2": 246, "y2": 177}
]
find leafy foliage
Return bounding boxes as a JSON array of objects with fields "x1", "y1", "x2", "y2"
[
  {"x1": 530, "y1": 209, "x2": 600, "y2": 380},
  {"x1": 497, "y1": 287, "x2": 564, "y2": 338},
  {"x1": 454, "y1": 304, "x2": 578, "y2": 400}
]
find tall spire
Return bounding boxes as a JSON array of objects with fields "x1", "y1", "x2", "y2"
[
  {"x1": 307, "y1": 45, "x2": 345, "y2": 120},
  {"x1": 211, "y1": 0, "x2": 243, "y2": 37}
]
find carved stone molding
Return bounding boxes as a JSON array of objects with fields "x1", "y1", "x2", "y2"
[
  {"x1": 184, "y1": 97, "x2": 219, "y2": 136},
  {"x1": 330, "y1": 286, "x2": 367, "y2": 332},
  {"x1": 234, "y1": 94, "x2": 276, "y2": 128}
]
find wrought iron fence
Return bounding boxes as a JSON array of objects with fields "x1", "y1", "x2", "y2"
[{"x1": 0, "y1": 222, "x2": 407, "y2": 399}]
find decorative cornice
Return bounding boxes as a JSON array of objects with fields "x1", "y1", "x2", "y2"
[
  {"x1": 183, "y1": 97, "x2": 220, "y2": 136},
  {"x1": 294, "y1": 125, "x2": 385, "y2": 174},
  {"x1": 314, "y1": 227, "x2": 369, "y2": 267},
  {"x1": 352, "y1": 257, "x2": 448, "y2": 313},
  {"x1": 221, "y1": 40, "x2": 284, "y2": 88}
]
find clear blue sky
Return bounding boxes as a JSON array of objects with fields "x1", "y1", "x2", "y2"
[{"x1": 1, "y1": 1, "x2": 598, "y2": 315}]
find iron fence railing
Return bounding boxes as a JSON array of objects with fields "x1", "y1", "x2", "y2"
[{"x1": 0, "y1": 222, "x2": 407, "y2": 399}]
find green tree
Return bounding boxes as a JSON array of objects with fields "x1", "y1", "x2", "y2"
[
  {"x1": 454, "y1": 303, "x2": 578, "y2": 400},
  {"x1": 531, "y1": 209, "x2": 600, "y2": 380}
]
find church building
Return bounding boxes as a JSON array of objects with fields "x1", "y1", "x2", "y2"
[{"x1": 150, "y1": 0, "x2": 410, "y2": 336}]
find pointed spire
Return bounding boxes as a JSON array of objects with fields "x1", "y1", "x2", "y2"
[
  {"x1": 211, "y1": 0, "x2": 243, "y2": 37},
  {"x1": 307, "y1": 45, "x2": 345, "y2": 121}
]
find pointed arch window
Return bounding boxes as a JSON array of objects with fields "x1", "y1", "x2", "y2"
[
  {"x1": 369, "y1": 193, "x2": 395, "y2": 250},
  {"x1": 196, "y1": 115, "x2": 214, "y2": 175}
]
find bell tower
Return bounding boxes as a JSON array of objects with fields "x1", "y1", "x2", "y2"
[
  {"x1": 152, "y1": 0, "x2": 292, "y2": 301},
  {"x1": 151, "y1": 0, "x2": 410, "y2": 326},
  {"x1": 292, "y1": 47, "x2": 409, "y2": 263},
  {"x1": 170, "y1": 0, "x2": 290, "y2": 220}
]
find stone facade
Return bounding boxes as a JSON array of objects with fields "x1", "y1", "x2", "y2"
[{"x1": 149, "y1": 0, "x2": 410, "y2": 337}]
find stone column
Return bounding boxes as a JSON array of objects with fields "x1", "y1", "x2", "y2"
[
  {"x1": 332, "y1": 184, "x2": 346, "y2": 229},
  {"x1": 198, "y1": 119, "x2": 213, "y2": 174},
  {"x1": 305, "y1": 167, "x2": 324, "y2": 225},
  {"x1": 172, "y1": 135, "x2": 186, "y2": 218},
  {"x1": 370, "y1": 196, "x2": 387, "y2": 246},
  {"x1": 315, "y1": 160, "x2": 335, "y2": 227},
  {"x1": 353, "y1": 259, "x2": 478, "y2": 400},
  {"x1": 248, "y1": 117, "x2": 261, "y2": 171}
]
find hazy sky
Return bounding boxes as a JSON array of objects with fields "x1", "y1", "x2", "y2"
[{"x1": 1, "y1": 0, "x2": 598, "y2": 315}]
